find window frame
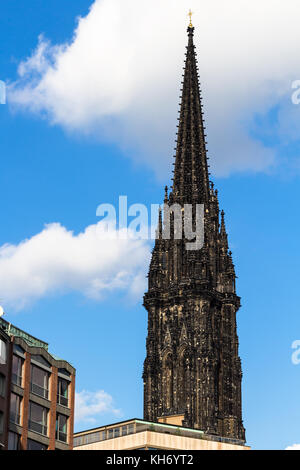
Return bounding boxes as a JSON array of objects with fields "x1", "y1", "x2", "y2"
[
  {"x1": 0, "y1": 339, "x2": 7, "y2": 365},
  {"x1": 10, "y1": 392, "x2": 22, "y2": 425},
  {"x1": 28, "y1": 401, "x2": 48, "y2": 437},
  {"x1": 12, "y1": 354, "x2": 24, "y2": 387},
  {"x1": 30, "y1": 364, "x2": 50, "y2": 400},
  {"x1": 0, "y1": 373, "x2": 5, "y2": 397},
  {"x1": 57, "y1": 377, "x2": 69, "y2": 407},
  {"x1": 0, "y1": 410, "x2": 4, "y2": 434},
  {"x1": 8, "y1": 432, "x2": 20, "y2": 450},
  {"x1": 27, "y1": 438, "x2": 47, "y2": 451},
  {"x1": 55, "y1": 413, "x2": 68, "y2": 443}
]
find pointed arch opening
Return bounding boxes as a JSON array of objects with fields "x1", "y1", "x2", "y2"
[
  {"x1": 162, "y1": 352, "x2": 173, "y2": 412},
  {"x1": 177, "y1": 349, "x2": 189, "y2": 412}
]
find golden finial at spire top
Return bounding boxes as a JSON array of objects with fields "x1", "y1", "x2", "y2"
[{"x1": 188, "y1": 9, "x2": 193, "y2": 27}]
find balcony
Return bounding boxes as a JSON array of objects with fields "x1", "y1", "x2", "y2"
[
  {"x1": 30, "y1": 382, "x2": 49, "y2": 400},
  {"x1": 28, "y1": 419, "x2": 47, "y2": 436}
]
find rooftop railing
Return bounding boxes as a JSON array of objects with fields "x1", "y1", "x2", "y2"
[
  {"x1": 30, "y1": 382, "x2": 49, "y2": 400},
  {"x1": 73, "y1": 419, "x2": 245, "y2": 448},
  {"x1": 28, "y1": 419, "x2": 48, "y2": 436}
]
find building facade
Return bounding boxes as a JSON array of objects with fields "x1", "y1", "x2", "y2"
[
  {"x1": 74, "y1": 418, "x2": 249, "y2": 451},
  {"x1": 0, "y1": 317, "x2": 75, "y2": 450},
  {"x1": 143, "y1": 25, "x2": 245, "y2": 440},
  {"x1": 0, "y1": 326, "x2": 11, "y2": 449}
]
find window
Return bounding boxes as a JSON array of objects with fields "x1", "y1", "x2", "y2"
[
  {"x1": 56, "y1": 414, "x2": 68, "y2": 443},
  {"x1": 12, "y1": 355, "x2": 23, "y2": 387},
  {"x1": 30, "y1": 364, "x2": 49, "y2": 399},
  {"x1": 57, "y1": 377, "x2": 69, "y2": 407},
  {"x1": 0, "y1": 339, "x2": 6, "y2": 365},
  {"x1": 27, "y1": 439, "x2": 47, "y2": 450},
  {"x1": 8, "y1": 432, "x2": 20, "y2": 450},
  {"x1": 28, "y1": 402, "x2": 48, "y2": 436},
  {"x1": 107, "y1": 426, "x2": 120, "y2": 439},
  {"x1": 10, "y1": 393, "x2": 21, "y2": 425},
  {"x1": 128, "y1": 423, "x2": 134, "y2": 435},
  {"x1": 0, "y1": 411, "x2": 3, "y2": 434},
  {"x1": 0, "y1": 373, "x2": 5, "y2": 397},
  {"x1": 85, "y1": 432, "x2": 100, "y2": 445},
  {"x1": 120, "y1": 423, "x2": 135, "y2": 436},
  {"x1": 73, "y1": 436, "x2": 82, "y2": 447}
]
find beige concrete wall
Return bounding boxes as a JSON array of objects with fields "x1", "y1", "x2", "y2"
[
  {"x1": 74, "y1": 431, "x2": 250, "y2": 451},
  {"x1": 158, "y1": 415, "x2": 184, "y2": 426}
]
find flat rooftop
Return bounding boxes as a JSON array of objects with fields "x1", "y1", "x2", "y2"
[{"x1": 74, "y1": 418, "x2": 247, "y2": 449}]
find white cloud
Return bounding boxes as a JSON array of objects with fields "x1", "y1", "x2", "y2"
[
  {"x1": 0, "y1": 221, "x2": 150, "y2": 310},
  {"x1": 8, "y1": 0, "x2": 300, "y2": 176},
  {"x1": 285, "y1": 444, "x2": 300, "y2": 450},
  {"x1": 75, "y1": 389, "x2": 121, "y2": 424}
]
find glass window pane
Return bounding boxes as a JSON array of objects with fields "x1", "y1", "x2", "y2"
[
  {"x1": 128, "y1": 424, "x2": 134, "y2": 434},
  {"x1": 28, "y1": 402, "x2": 48, "y2": 436},
  {"x1": 60, "y1": 379, "x2": 68, "y2": 397},
  {"x1": 57, "y1": 378, "x2": 68, "y2": 406},
  {"x1": 0, "y1": 339, "x2": 6, "y2": 364},
  {"x1": 29, "y1": 402, "x2": 46, "y2": 424},
  {"x1": 30, "y1": 365, "x2": 49, "y2": 399},
  {"x1": 12, "y1": 356, "x2": 21, "y2": 375},
  {"x1": 12, "y1": 356, "x2": 23, "y2": 387},
  {"x1": 56, "y1": 414, "x2": 68, "y2": 443},
  {"x1": 31, "y1": 365, "x2": 49, "y2": 388},
  {"x1": 0, "y1": 411, "x2": 3, "y2": 433},
  {"x1": 27, "y1": 439, "x2": 47, "y2": 450},
  {"x1": 58, "y1": 414, "x2": 67, "y2": 432},
  {"x1": 8, "y1": 432, "x2": 20, "y2": 450},
  {"x1": 0, "y1": 373, "x2": 5, "y2": 397},
  {"x1": 10, "y1": 393, "x2": 21, "y2": 424}
]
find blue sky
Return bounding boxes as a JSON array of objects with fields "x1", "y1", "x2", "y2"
[{"x1": 1, "y1": 0, "x2": 300, "y2": 450}]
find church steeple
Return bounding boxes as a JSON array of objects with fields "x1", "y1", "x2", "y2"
[
  {"x1": 172, "y1": 26, "x2": 210, "y2": 205},
  {"x1": 143, "y1": 21, "x2": 245, "y2": 443}
]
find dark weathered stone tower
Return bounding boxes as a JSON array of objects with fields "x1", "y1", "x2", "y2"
[{"x1": 143, "y1": 24, "x2": 245, "y2": 441}]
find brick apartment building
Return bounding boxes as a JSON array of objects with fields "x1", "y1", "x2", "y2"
[{"x1": 0, "y1": 317, "x2": 75, "y2": 450}]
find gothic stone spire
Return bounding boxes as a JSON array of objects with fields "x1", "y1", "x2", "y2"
[
  {"x1": 143, "y1": 24, "x2": 245, "y2": 443},
  {"x1": 172, "y1": 26, "x2": 210, "y2": 205}
]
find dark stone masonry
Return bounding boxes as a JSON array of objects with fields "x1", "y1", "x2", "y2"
[{"x1": 143, "y1": 25, "x2": 245, "y2": 441}]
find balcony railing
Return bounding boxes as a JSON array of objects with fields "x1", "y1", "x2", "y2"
[
  {"x1": 30, "y1": 382, "x2": 49, "y2": 400},
  {"x1": 12, "y1": 373, "x2": 22, "y2": 387},
  {"x1": 73, "y1": 419, "x2": 247, "y2": 448},
  {"x1": 28, "y1": 419, "x2": 47, "y2": 436},
  {"x1": 56, "y1": 430, "x2": 67, "y2": 443},
  {"x1": 57, "y1": 394, "x2": 68, "y2": 407}
]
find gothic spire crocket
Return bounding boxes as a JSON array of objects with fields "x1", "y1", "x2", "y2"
[{"x1": 143, "y1": 23, "x2": 245, "y2": 441}]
